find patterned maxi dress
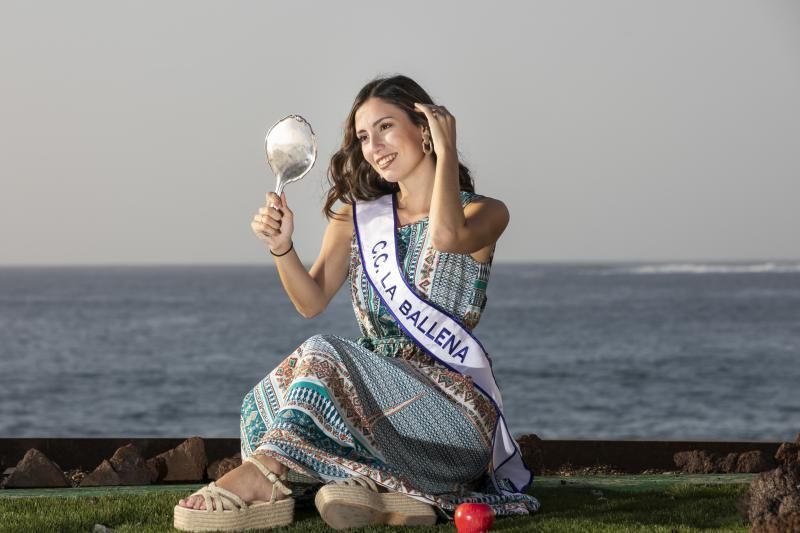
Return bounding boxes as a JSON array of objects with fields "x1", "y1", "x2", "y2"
[{"x1": 240, "y1": 191, "x2": 541, "y2": 518}]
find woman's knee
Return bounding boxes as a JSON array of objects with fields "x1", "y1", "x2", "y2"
[
  {"x1": 240, "y1": 388, "x2": 256, "y2": 418},
  {"x1": 303, "y1": 333, "x2": 334, "y2": 348}
]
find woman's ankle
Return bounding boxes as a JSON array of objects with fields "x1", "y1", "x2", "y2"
[{"x1": 251, "y1": 453, "x2": 288, "y2": 476}]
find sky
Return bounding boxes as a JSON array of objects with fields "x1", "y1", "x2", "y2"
[{"x1": 1, "y1": 0, "x2": 798, "y2": 266}]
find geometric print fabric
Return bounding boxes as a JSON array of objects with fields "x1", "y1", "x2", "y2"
[{"x1": 239, "y1": 191, "x2": 540, "y2": 517}]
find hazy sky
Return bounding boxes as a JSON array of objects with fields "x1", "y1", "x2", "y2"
[{"x1": 1, "y1": 1, "x2": 798, "y2": 265}]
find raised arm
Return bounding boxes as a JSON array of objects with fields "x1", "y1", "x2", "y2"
[
  {"x1": 251, "y1": 192, "x2": 353, "y2": 319},
  {"x1": 431, "y1": 196, "x2": 509, "y2": 255},
  {"x1": 412, "y1": 103, "x2": 509, "y2": 256}
]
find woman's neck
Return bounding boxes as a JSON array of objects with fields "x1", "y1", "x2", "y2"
[{"x1": 396, "y1": 156, "x2": 436, "y2": 216}]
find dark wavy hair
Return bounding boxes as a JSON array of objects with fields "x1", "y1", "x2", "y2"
[{"x1": 323, "y1": 74, "x2": 475, "y2": 221}]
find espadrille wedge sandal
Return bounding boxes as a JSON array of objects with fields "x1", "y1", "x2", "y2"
[
  {"x1": 173, "y1": 455, "x2": 294, "y2": 532},
  {"x1": 314, "y1": 475, "x2": 437, "y2": 530}
]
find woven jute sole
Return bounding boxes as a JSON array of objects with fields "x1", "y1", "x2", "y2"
[
  {"x1": 314, "y1": 484, "x2": 437, "y2": 530},
  {"x1": 287, "y1": 469, "x2": 318, "y2": 485},
  {"x1": 173, "y1": 496, "x2": 294, "y2": 532}
]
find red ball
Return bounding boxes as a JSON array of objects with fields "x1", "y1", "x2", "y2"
[{"x1": 454, "y1": 502, "x2": 495, "y2": 533}]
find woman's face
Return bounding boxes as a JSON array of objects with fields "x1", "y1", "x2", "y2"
[{"x1": 354, "y1": 97, "x2": 426, "y2": 182}]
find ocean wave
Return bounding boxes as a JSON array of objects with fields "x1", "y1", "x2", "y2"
[{"x1": 603, "y1": 262, "x2": 800, "y2": 275}]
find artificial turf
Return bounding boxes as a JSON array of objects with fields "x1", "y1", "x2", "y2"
[{"x1": 0, "y1": 474, "x2": 753, "y2": 532}]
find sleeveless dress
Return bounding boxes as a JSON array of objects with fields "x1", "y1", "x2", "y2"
[{"x1": 240, "y1": 190, "x2": 541, "y2": 518}]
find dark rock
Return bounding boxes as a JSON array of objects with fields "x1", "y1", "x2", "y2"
[
  {"x1": 145, "y1": 436, "x2": 207, "y2": 482},
  {"x1": 109, "y1": 443, "x2": 152, "y2": 485},
  {"x1": 517, "y1": 434, "x2": 544, "y2": 473},
  {"x1": 780, "y1": 493, "x2": 800, "y2": 516},
  {"x1": 775, "y1": 433, "x2": 800, "y2": 468},
  {"x1": 80, "y1": 460, "x2": 122, "y2": 487},
  {"x1": 207, "y1": 453, "x2": 241, "y2": 481},
  {"x1": 146, "y1": 455, "x2": 167, "y2": 483},
  {"x1": 80, "y1": 443, "x2": 152, "y2": 487},
  {"x1": 673, "y1": 450, "x2": 718, "y2": 474},
  {"x1": 737, "y1": 450, "x2": 776, "y2": 473},
  {"x1": 718, "y1": 452, "x2": 739, "y2": 474},
  {"x1": 3, "y1": 448, "x2": 71, "y2": 488},
  {"x1": 747, "y1": 462, "x2": 800, "y2": 532},
  {"x1": 672, "y1": 449, "x2": 774, "y2": 474},
  {"x1": 745, "y1": 433, "x2": 800, "y2": 531},
  {"x1": 751, "y1": 513, "x2": 800, "y2": 533}
]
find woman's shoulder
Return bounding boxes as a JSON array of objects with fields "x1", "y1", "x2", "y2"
[
  {"x1": 330, "y1": 202, "x2": 354, "y2": 223},
  {"x1": 460, "y1": 190, "x2": 478, "y2": 201},
  {"x1": 461, "y1": 191, "x2": 506, "y2": 211},
  {"x1": 327, "y1": 203, "x2": 354, "y2": 243}
]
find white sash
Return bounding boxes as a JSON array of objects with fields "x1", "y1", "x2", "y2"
[{"x1": 353, "y1": 192, "x2": 532, "y2": 495}]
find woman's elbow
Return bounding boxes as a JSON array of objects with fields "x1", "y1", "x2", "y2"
[
  {"x1": 430, "y1": 230, "x2": 458, "y2": 253},
  {"x1": 297, "y1": 303, "x2": 324, "y2": 319}
]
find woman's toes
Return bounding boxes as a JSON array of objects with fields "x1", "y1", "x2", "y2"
[{"x1": 180, "y1": 496, "x2": 202, "y2": 509}]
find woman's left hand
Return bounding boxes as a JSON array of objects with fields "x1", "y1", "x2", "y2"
[{"x1": 414, "y1": 102, "x2": 457, "y2": 157}]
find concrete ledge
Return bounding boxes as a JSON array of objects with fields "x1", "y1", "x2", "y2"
[{"x1": 0, "y1": 436, "x2": 783, "y2": 474}]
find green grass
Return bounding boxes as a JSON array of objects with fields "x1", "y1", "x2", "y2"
[{"x1": 0, "y1": 476, "x2": 752, "y2": 532}]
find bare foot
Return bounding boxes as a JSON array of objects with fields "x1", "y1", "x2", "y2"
[{"x1": 177, "y1": 454, "x2": 289, "y2": 511}]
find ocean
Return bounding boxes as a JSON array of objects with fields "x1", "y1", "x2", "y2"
[{"x1": 1, "y1": 262, "x2": 798, "y2": 442}]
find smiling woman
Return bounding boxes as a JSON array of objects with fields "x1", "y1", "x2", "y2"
[
  {"x1": 177, "y1": 74, "x2": 537, "y2": 532},
  {"x1": 323, "y1": 75, "x2": 476, "y2": 222}
]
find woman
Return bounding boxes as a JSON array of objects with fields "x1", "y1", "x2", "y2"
[{"x1": 174, "y1": 74, "x2": 541, "y2": 531}]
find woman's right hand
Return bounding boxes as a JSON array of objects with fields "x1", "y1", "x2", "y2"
[{"x1": 251, "y1": 191, "x2": 294, "y2": 254}]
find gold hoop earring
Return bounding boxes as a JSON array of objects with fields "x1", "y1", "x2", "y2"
[{"x1": 422, "y1": 130, "x2": 433, "y2": 155}]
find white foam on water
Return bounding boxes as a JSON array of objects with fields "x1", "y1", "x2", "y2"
[{"x1": 606, "y1": 262, "x2": 800, "y2": 275}]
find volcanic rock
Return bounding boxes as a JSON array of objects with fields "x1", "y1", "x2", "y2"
[
  {"x1": 517, "y1": 433, "x2": 544, "y2": 473},
  {"x1": 145, "y1": 436, "x2": 207, "y2": 482},
  {"x1": 673, "y1": 450, "x2": 719, "y2": 473},
  {"x1": 673, "y1": 449, "x2": 775, "y2": 474},
  {"x1": 80, "y1": 443, "x2": 152, "y2": 486},
  {"x1": 775, "y1": 434, "x2": 800, "y2": 467},
  {"x1": 207, "y1": 453, "x2": 241, "y2": 480},
  {"x1": 80, "y1": 460, "x2": 122, "y2": 487},
  {"x1": 752, "y1": 514, "x2": 800, "y2": 533},
  {"x1": 737, "y1": 451, "x2": 776, "y2": 474},
  {"x1": 746, "y1": 433, "x2": 800, "y2": 533},
  {"x1": 718, "y1": 452, "x2": 739, "y2": 473},
  {"x1": 3, "y1": 448, "x2": 71, "y2": 488}
]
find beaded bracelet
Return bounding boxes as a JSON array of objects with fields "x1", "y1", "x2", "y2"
[{"x1": 270, "y1": 241, "x2": 294, "y2": 257}]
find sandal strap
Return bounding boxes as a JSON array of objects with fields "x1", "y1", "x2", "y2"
[
  {"x1": 195, "y1": 481, "x2": 246, "y2": 512},
  {"x1": 244, "y1": 455, "x2": 293, "y2": 502},
  {"x1": 342, "y1": 475, "x2": 381, "y2": 493}
]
